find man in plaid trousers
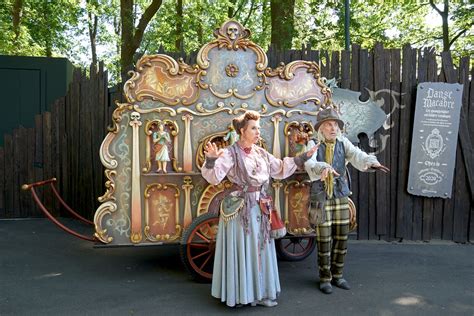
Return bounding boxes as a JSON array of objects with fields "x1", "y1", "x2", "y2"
[{"x1": 304, "y1": 108, "x2": 389, "y2": 294}]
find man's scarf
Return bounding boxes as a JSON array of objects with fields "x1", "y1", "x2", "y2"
[{"x1": 323, "y1": 140, "x2": 335, "y2": 198}]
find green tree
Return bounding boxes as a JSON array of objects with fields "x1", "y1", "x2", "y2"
[
  {"x1": 120, "y1": 0, "x2": 163, "y2": 82},
  {"x1": 0, "y1": 0, "x2": 81, "y2": 57},
  {"x1": 429, "y1": 0, "x2": 473, "y2": 53},
  {"x1": 270, "y1": 0, "x2": 296, "y2": 50}
]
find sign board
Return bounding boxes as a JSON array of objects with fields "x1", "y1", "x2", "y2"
[{"x1": 407, "y1": 82, "x2": 463, "y2": 198}]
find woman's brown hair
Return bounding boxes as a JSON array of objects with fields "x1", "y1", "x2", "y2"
[{"x1": 232, "y1": 110, "x2": 260, "y2": 135}]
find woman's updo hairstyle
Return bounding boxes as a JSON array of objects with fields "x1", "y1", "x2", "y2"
[{"x1": 232, "y1": 110, "x2": 260, "y2": 135}]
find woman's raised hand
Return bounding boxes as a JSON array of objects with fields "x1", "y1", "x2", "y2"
[
  {"x1": 204, "y1": 142, "x2": 224, "y2": 159},
  {"x1": 306, "y1": 143, "x2": 319, "y2": 158}
]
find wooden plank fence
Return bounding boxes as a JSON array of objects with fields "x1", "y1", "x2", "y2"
[{"x1": 0, "y1": 45, "x2": 472, "y2": 243}]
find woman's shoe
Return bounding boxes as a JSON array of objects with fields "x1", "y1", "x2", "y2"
[{"x1": 251, "y1": 299, "x2": 278, "y2": 307}]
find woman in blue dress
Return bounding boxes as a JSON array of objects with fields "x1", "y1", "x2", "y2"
[{"x1": 202, "y1": 110, "x2": 317, "y2": 307}]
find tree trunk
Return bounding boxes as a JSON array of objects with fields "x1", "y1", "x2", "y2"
[
  {"x1": 270, "y1": 0, "x2": 296, "y2": 50},
  {"x1": 262, "y1": 0, "x2": 269, "y2": 41},
  {"x1": 430, "y1": 0, "x2": 450, "y2": 52},
  {"x1": 43, "y1": 1, "x2": 52, "y2": 57},
  {"x1": 87, "y1": 0, "x2": 98, "y2": 72},
  {"x1": 197, "y1": 1, "x2": 203, "y2": 45},
  {"x1": 228, "y1": 0, "x2": 237, "y2": 18},
  {"x1": 441, "y1": 0, "x2": 449, "y2": 52},
  {"x1": 114, "y1": 15, "x2": 121, "y2": 56},
  {"x1": 120, "y1": 0, "x2": 163, "y2": 83},
  {"x1": 12, "y1": 0, "x2": 23, "y2": 41},
  {"x1": 175, "y1": 0, "x2": 183, "y2": 51}
]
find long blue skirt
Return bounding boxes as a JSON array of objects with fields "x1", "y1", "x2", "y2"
[{"x1": 211, "y1": 204, "x2": 281, "y2": 307}]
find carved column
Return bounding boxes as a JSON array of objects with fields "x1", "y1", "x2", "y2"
[
  {"x1": 182, "y1": 176, "x2": 194, "y2": 229},
  {"x1": 272, "y1": 180, "x2": 283, "y2": 217},
  {"x1": 182, "y1": 113, "x2": 194, "y2": 172},
  {"x1": 129, "y1": 112, "x2": 142, "y2": 243},
  {"x1": 271, "y1": 114, "x2": 282, "y2": 158}
]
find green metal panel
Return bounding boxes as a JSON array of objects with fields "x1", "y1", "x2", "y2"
[
  {"x1": 0, "y1": 55, "x2": 73, "y2": 145},
  {"x1": 0, "y1": 69, "x2": 41, "y2": 138}
]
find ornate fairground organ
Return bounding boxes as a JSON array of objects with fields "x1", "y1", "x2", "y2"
[{"x1": 94, "y1": 20, "x2": 338, "y2": 281}]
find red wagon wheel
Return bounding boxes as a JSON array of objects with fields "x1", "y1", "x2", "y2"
[
  {"x1": 180, "y1": 212, "x2": 219, "y2": 282},
  {"x1": 275, "y1": 236, "x2": 316, "y2": 261}
]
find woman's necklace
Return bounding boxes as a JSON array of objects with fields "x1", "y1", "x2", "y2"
[
  {"x1": 238, "y1": 142, "x2": 252, "y2": 155},
  {"x1": 251, "y1": 157, "x2": 260, "y2": 176}
]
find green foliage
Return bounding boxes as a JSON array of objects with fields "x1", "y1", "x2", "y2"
[
  {"x1": 0, "y1": 0, "x2": 472, "y2": 84},
  {"x1": 0, "y1": 0, "x2": 82, "y2": 57}
]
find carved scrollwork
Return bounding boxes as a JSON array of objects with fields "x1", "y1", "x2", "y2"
[
  {"x1": 100, "y1": 132, "x2": 118, "y2": 170},
  {"x1": 124, "y1": 54, "x2": 202, "y2": 106},
  {"x1": 108, "y1": 102, "x2": 133, "y2": 133},
  {"x1": 286, "y1": 109, "x2": 319, "y2": 118},
  {"x1": 208, "y1": 86, "x2": 257, "y2": 100},
  {"x1": 98, "y1": 169, "x2": 117, "y2": 203},
  {"x1": 94, "y1": 201, "x2": 118, "y2": 243},
  {"x1": 132, "y1": 104, "x2": 177, "y2": 116},
  {"x1": 197, "y1": 20, "x2": 268, "y2": 73},
  {"x1": 176, "y1": 102, "x2": 233, "y2": 117},
  {"x1": 264, "y1": 61, "x2": 333, "y2": 108}
]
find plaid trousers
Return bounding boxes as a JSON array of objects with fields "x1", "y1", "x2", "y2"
[{"x1": 315, "y1": 197, "x2": 350, "y2": 282}]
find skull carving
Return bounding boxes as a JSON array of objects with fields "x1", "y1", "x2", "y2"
[
  {"x1": 226, "y1": 23, "x2": 239, "y2": 40},
  {"x1": 130, "y1": 111, "x2": 141, "y2": 121}
]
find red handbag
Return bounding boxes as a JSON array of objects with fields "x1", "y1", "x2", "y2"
[{"x1": 259, "y1": 196, "x2": 287, "y2": 239}]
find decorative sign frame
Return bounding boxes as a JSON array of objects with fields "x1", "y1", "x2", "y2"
[{"x1": 408, "y1": 82, "x2": 463, "y2": 198}]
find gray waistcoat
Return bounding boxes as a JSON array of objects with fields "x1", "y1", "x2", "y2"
[{"x1": 311, "y1": 139, "x2": 351, "y2": 199}]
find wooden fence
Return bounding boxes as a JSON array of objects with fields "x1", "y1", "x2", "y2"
[{"x1": 0, "y1": 44, "x2": 472, "y2": 243}]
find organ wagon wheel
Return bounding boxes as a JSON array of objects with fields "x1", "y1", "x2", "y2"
[
  {"x1": 180, "y1": 212, "x2": 219, "y2": 283},
  {"x1": 180, "y1": 180, "x2": 232, "y2": 282},
  {"x1": 275, "y1": 236, "x2": 316, "y2": 261}
]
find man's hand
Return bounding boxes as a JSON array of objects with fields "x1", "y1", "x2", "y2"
[
  {"x1": 370, "y1": 163, "x2": 390, "y2": 173},
  {"x1": 321, "y1": 167, "x2": 340, "y2": 181}
]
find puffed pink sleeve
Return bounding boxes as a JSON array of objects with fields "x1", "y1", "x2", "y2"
[
  {"x1": 201, "y1": 149, "x2": 234, "y2": 185},
  {"x1": 266, "y1": 152, "x2": 298, "y2": 180}
]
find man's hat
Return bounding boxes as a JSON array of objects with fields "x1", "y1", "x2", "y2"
[{"x1": 314, "y1": 107, "x2": 344, "y2": 131}]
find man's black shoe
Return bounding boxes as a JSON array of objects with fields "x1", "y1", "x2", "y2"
[
  {"x1": 319, "y1": 282, "x2": 333, "y2": 294},
  {"x1": 331, "y1": 278, "x2": 351, "y2": 290}
]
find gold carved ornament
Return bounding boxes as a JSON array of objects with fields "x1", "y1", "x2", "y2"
[
  {"x1": 284, "y1": 180, "x2": 313, "y2": 235},
  {"x1": 264, "y1": 61, "x2": 333, "y2": 108},
  {"x1": 94, "y1": 101, "x2": 133, "y2": 243},
  {"x1": 94, "y1": 201, "x2": 118, "y2": 243},
  {"x1": 196, "y1": 180, "x2": 233, "y2": 217},
  {"x1": 144, "y1": 183, "x2": 182, "y2": 242},
  {"x1": 196, "y1": 20, "x2": 268, "y2": 100},
  {"x1": 124, "y1": 55, "x2": 202, "y2": 106}
]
